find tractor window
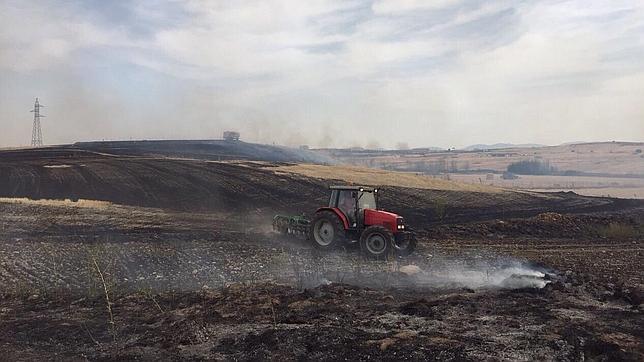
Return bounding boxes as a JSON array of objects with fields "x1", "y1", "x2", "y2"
[
  {"x1": 358, "y1": 192, "x2": 376, "y2": 210},
  {"x1": 328, "y1": 190, "x2": 339, "y2": 207},
  {"x1": 337, "y1": 190, "x2": 356, "y2": 222}
]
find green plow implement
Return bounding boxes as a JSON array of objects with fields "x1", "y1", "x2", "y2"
[{"x1": 272, "y1": 214, "x2": 310, "y2": 238}]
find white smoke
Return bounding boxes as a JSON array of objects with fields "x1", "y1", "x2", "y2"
[
  {"x1": 270, "y1": 247, "x2": 553, "y2": 290},
  {"x1": 423, "y1": 263, "x2": 551, "y2": 289}
]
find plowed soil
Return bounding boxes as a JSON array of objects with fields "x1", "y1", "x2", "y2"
[{"x1": 0, "y1": 146, "x2": 642, "y2": 361}]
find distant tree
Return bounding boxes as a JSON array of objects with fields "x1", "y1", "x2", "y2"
[
  {"x1": 502, "y1": 171, "x2": 519, "y2": 180},
  {"x1": 450, "y1": 159, "x2": 458, "y2": 172},
  {"x1": 413, "y1": 160, "x2": 425, "y2": 172},
  {"x1": 438, "y1": 157, "x2": 447, "y2": 173},
  {"x1": 507, "y1": 159, "x2": 556, "y2": 175},
  {"x1": 396, "y1": 142, "x2": 409, "y2": 150},
  {"x1": 366, "y1": 141, "x2": 381, "y2": 150}
]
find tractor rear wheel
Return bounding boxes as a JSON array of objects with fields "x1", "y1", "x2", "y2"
[
  {"x1": 309, "y1": 211, "x2": 346, "y2": 250},
  {"x1": 360, "y1": 225, "x2": 393, "y2": 259}
]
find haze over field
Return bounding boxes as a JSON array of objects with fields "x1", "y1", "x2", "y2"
[
  {"x1": 1, "y1": 0, "x2": 643, "y2": 149},
  {"x1": 2, "y1": 3, "x2": 644, "y2": 360}
]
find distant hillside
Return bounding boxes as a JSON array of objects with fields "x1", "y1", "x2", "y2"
[
  {"x1": 73, "y1": 140, "x2": 335, "y2": 164},
  {"x1": 314, "y1": 141, "x2": 644, "y2": 177},
  {"x1": 1, "y1": 147, "x2": 637, "y2": 225},
  {"x1": 462, "y1": 143, "x2": 545, "y2": 151}
]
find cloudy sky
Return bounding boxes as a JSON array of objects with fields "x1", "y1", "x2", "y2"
[{"x1": 1, "y1": 0, "x2": 643, "y2": 149}]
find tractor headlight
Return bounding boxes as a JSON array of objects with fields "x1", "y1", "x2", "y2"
[{"x1": 396, "y1": 218, "x2": 405, "y2": 230}]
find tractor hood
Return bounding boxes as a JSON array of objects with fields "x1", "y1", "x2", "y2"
[
  {"x1": 364, "y1": 209, "x2": 400, "y2": 218},
  {"x1": 364, "y1": 208, "x2": 402, "y2": 232}
]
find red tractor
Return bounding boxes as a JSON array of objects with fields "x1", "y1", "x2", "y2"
[{"x1": 273, "y1": 186, "x2": 416, "y2": 258}]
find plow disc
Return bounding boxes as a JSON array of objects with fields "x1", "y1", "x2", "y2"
[{"x1": 272, "y1": 215, "x2": 310, "y2": 238}]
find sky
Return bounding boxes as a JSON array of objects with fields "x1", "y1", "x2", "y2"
[{"x1": 1, "y1": 0, "x2": 643, "y2": 149}]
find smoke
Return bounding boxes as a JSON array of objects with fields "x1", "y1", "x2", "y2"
[
  {"x1": 263, "y1": 243, "x2": 553, "y2": 291},
  {"x1": 416, "y1": 261, "x2": 551, "y2": 289},
  {"x1": 3, "y1": 1, "x2": 644, "y2": 149}
]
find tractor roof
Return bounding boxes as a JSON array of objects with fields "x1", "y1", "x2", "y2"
[{"x1": 329, "y1": 185, "x2": 376, "y2": 192}]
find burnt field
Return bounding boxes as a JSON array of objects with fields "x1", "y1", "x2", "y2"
[
  {"x1": 0, "y1": 146, "x2": 640, "y2": 223},
  {"x1": 0, "y1": 145, "x2": 643, "y2": 360}
]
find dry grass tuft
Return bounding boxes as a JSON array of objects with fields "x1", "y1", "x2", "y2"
[
  {"x1": 43, "y1": 164, "x2": 73, "y2": 169},
  {"x1": 0, "y1": 197, "x2": 112, "y2": 209},
  {"x1": 273, "y1": 164, "x2": 500, "y2": 193}
]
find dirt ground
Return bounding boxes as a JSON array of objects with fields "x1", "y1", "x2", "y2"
[
  {"x1": 2, "y1": 279, "x2": 641, "y2": 361},
  {"x1": 447, "y1": 173, "x2": 644, "y2": 199},
  {"x1": 0, "y1": 148, "x2": 642, "y2": 360},
  {"x1": 0, "y1": 198, "x2": 642, "y2": 361}
]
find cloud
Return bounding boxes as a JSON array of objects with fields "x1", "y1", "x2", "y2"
[
  {"x1": 371, "y1": 0, "x2": 463, "y2": 14},
  {"x1": 0, "y1": 1, "x2": 136, "y2": 72},
  {"x1": 0, "y1": 0, "x2": 643, "y2": 148}
]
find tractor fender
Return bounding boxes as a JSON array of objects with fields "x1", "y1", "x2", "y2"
[{"x1": 314, "y1": 207, "x2": 349, "y2": 230}]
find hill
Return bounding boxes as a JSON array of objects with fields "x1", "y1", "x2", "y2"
[
  {"x1": 0, "y1": 146, "x2": 639, "y2": 226},
  {"x1": 462, "y1": 143, "x2": 545, "y2": 151},
  {"x1": 317, "y1": 142, "x2": 644, "y2": 176},
  {"x1": 73, "y1": 139, "x2": 334, "y2": 164}
]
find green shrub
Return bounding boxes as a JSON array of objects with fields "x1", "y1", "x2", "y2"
[
  {"x1": 433, "y1": 199, "x2": 447, "y2": 221},
  {"x1": 507, "y1": 159, "x2": 556, "y2": 175},
  {"x1": 597, "y1": 223, "x2": 638, "y2": 239}
]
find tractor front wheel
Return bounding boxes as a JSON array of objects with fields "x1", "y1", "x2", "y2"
[
  {"x1": 360, "y1": 225, "x2": 393, "y2": 259},
  {"x1": 309, "y1": 211, "x2": 346, "y2": 250},
  {"x1": 392, "y1": 232, "x2": 417, "y2": 257}
]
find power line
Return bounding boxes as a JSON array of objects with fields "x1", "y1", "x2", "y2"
[{"x1": 30, "y1": 97, "x2": 45, "y2": 147}]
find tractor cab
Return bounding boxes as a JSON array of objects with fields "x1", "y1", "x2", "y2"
[{"x1": 328, "y1": 186, "x2": 378, "y2": 228}]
